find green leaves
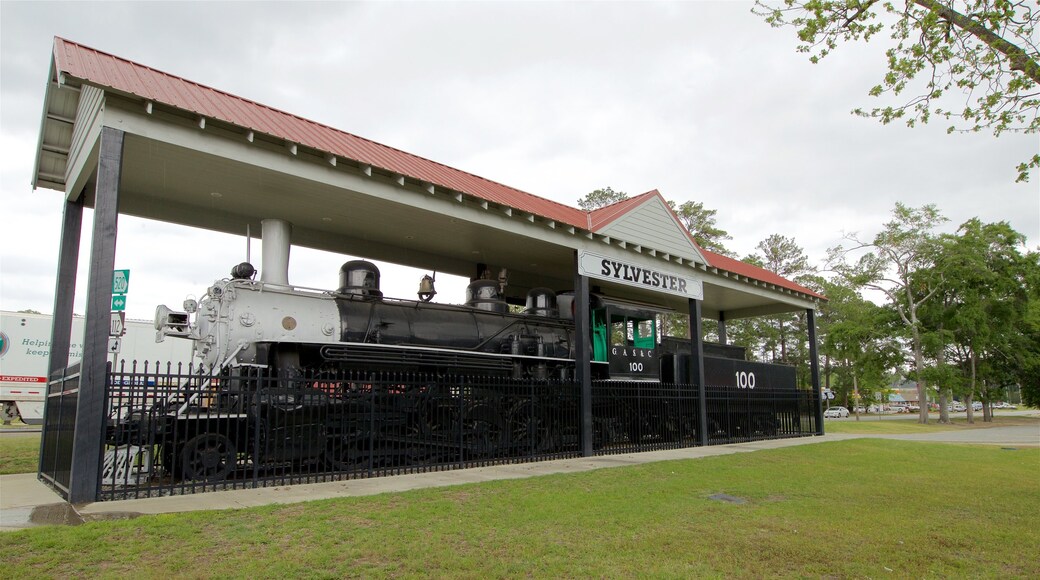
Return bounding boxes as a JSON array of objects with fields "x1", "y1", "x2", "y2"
[{"x1": 754, "y1": 0, "x2": 1040, "y2": 181}]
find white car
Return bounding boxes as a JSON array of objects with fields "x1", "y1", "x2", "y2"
[{"x1": 824, "y1": 406, "x2": 850, "y2": 418}]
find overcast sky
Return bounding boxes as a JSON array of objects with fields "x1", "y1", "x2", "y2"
[{"x1": 1, "y1": 1, "x2": 1037, "y2": 321}]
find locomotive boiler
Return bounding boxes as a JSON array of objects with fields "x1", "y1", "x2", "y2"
[{"x1": 154, "y1": 220, "x2": 585, "y2": 381}]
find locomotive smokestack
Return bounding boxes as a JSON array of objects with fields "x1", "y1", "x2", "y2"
[{"x1": 261, "y1": 218, "x2": 292, "y2": 287}]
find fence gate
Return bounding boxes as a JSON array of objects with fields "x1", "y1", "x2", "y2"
[{"x1": 38, "y1": 363, "x2": 83, "y2": 499}]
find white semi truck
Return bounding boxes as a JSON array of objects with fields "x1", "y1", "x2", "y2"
[{"x1": 0, "y1": 310, "x2": 192, "y2": 424}]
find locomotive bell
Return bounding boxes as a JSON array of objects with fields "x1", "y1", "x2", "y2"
[{"x1": 417, "y1": 274, "x2": 437, "y2": 302}]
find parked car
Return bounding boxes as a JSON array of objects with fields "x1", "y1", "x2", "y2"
[
  {"x1": 853, "y1": 406, "x2": 866, "y2": 414},
  {"x1": 824, "y1": 406, "x2": 850, "y2": 418},
  {"x1": 907, "y1": 404, "x2": 920, "y2": 412},
  {"x1": 972, "y1": 401, "x2": 983, "y2": 411},
  {"x1": 951, "y1": 403, "x2": 967, "y2": 412}
]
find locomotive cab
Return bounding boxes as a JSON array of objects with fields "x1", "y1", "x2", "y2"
[{"x1": 592, "y1": 304, "x2": 660, "y2": 380}]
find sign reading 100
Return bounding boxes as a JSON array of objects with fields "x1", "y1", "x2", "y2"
[{"x1": 734, "y1": 371, "x2": 756, "y2": 389}]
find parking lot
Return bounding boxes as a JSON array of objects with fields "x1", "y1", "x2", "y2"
[{"x1": 824, "y1": 408, "x2": 1031, "y2": 421}]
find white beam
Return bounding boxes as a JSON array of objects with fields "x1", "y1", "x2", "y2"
[
  {"x1": 325, "y1": 153, "x2": 337, "y2": 166},
  {"x1": 197, "y1": 116, "x2": 206, "y2": 129},
  {"x1": 286, "y1": 142, "x2": 297, "y2": 155},
  {"x1": 503, "y1": 208, "x2": 513, "y2": 217},
  {"x1": 425, "y1": 183, "x2": 435, "y2": 195},
  {"x1": 246, "y1": 131, "x2": 254, "y2": 143},
  {"x1": 360, "y1": 163, "x2": 372, "y2": 177},
  {"x1": 394, "y1": 174, "x2": 405, "y2": 186},
  {"x1": 479, "y1": 200, "x2": 489, "y2": 210},
  {"x1": 454, "y1": 192, "x2": 463, "y2": 202},
  {"x1": 145, "y1": 101, "x2": 153, "y2": 114}
]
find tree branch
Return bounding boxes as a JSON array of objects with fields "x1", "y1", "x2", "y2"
[{"x1": 914, "y1": 0, "x2": 1040, "y2": 85}]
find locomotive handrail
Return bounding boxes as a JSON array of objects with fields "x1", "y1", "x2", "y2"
[{"x1": 173, "y1": 343, "x2": 246, "y2": 416}]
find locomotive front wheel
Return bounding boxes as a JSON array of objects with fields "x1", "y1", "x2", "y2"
[
  {"x1": 327, "y1": 438, "x2": 370, "y2": 472},
  {"x1": 181, "y1": 434, "x2": 237, "y2": 482},
  {"x1": 462, "y1": 405, "x2": 508, "y2": 459}
]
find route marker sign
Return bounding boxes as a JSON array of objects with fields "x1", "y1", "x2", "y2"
[
  {"x1": 110, "y1": 312, "x2": 126, "y2": 336},
  {"x1": 111, "y1": 295, "x2": 127, "y2": 312},
  {"x1": 112, "y1": 270, "x2": 130, "y2": 295}
]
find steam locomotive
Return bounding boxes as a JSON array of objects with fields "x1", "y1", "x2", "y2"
[{"x1": 106, "y1": 220, "x2": 799, "y2": 483}]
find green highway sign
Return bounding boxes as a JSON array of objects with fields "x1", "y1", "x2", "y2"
[
  {"x1": 112, "y1": 269, "x2": 130, "y2": 295},
  {"x1": 111, "y1": 295, "x2": 127, "y2": 312}
]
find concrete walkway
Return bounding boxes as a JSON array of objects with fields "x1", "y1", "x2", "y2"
[{"x1": 2, "y1": 423, "x2": 1036, "y2": 532}]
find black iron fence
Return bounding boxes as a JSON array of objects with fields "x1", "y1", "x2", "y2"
[
  {"x1": 99, "y1": 363, "x2": 583, "y2": 500},
  {"x1": 38, "y1": 362, "x2": 82, "y2": 496},
  {"x1": 64, "y1": 362, "x2": 820, "y2": 501}
]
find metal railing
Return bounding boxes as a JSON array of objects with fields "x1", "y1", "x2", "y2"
[{"x1": 94, "y1": 363, "x2": 819, "y2": 500}]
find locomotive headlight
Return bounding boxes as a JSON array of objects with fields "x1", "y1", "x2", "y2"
[{"x1": 183, "y1": 298, "x2": 198, "y2": 313}]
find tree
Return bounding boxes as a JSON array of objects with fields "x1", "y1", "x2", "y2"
[
  {"x1": 756, "y1": 0, "x2": 1040, "y2": 181},
  {"x1": 746, "y1": 235, "x2": 816, "y2": 366},
  {"x1": 577, "y1": 187, "x2": 629, "y2": 211},
  {"x1": 828, "y1": 203, "x2": 948, "y2": 423},
  {"x1": 668, "y1": 200, "x2": 735, "y2": 256},
  {"x1": 814, "y1": 276, "x2": 902, "y2": 418},
  {"x1": 917, "y1": 219, "x2": 1038, "y2": 421}
]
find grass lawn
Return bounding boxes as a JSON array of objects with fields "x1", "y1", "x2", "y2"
[
  {"x1": 0, "y1": 434, "x2": 41, "y2": 475},
  {"x1": 2, "y1": 438, "x2": 1037, "y2": 578}
]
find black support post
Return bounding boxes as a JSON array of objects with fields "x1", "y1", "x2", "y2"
[
  {"x1": 46, "y1": 197, "x2": 84, "y2": 377},
  {"x1": 807, "y1": 308, "x2": 824, "y2": 436},
  {"x1": 689, "y1": 299, "x2": 707, "y2": 446},
  {"x1": 574, "y1": 252, "x2": 593, "y2": 456},
  {"x1": 68, "y1": 127, "x2": 124, "y2": 504},
  {"x1": 717, "y1": 311, "x2": 727, "y2": 345}
]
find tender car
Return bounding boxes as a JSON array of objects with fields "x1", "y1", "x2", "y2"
[{"x1": 824, "y1": 406, "x2": 850, "y2": 418}]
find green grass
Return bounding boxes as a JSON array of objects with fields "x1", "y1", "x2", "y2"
[
  {"x1": 2, "y1": 439, "x2": 1038, "y2": 578},
  {"x1": 0, "y1": 434, "x2": 41, "y2": 475},
  {"x1": 824, "y1": 413, "x2": 1040, "y2": 434}
]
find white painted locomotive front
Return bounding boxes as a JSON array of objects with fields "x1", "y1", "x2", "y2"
[{"x1": 190, "y1": 279, "x2": 340, "y2": 369}]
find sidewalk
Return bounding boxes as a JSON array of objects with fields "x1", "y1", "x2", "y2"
[{"x1": 2, "y1": 424, "x2": 1035, "y2": 532}]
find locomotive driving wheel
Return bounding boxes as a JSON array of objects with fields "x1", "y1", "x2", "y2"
[{"x1": 181, "y1": 434, "x2": 237, "y2": 482}]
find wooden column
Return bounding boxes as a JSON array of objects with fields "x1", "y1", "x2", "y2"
[
  {"x1": 689, "y1": 299, "x2": 707, "y2": 446},
  {"x1": 574, "y1": 252, "x2": 593, "y2": 456},
  {"x1": 68, "y1": 127, "x2": 124, "y2": 503},
  {"x1": 807, "y1": 308, "x2": 824, "y2": 436}
]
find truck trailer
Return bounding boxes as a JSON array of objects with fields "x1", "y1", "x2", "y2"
[{"x1": 0, "y1": 310, "x2": 192, "y2": 424}]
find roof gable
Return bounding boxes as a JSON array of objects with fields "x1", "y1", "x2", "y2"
[{"x1": 591, "y1": 191, "x2": 708, "y2": 265}]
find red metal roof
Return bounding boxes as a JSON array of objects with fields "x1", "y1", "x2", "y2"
[
  {"x1": 699, "y1": 249, "x2": 824, "y2": 299},
  {"x1": 52, "y1": 37, "x2": 587, "y2": 229},
  {"x1": 51, "y1": 37, "x2": 823, "y2": 301}
]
